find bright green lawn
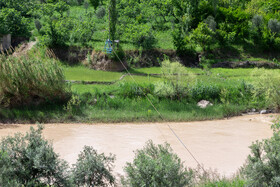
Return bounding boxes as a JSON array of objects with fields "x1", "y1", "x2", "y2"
[{"x1": 64, "y1": 66, "x2": 122, "y2": 82}]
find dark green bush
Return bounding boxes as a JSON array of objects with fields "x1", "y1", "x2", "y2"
[
  {"x1": 242, "y1": 122, "x2": 280, "y2": 186},
  {"x1": 190, "y1": 83, "x2": 221, "y2": 102},
  {"x1": 69, "y1": 12, "x2": 96, "y2": 46},
  {"x1": 72, "y1": 146, "x2": 115, "y2": 186},
  {"x1": 96, "y1": 6, "x2": 106, "y2": 19},
  {"x1": 122, "y1": 140, "x2": 194, "y2": 187},
  {"x1": 117, "y1": 82, "x2": 154, "y2": 98},
  {"x1": 0, "y1": 125, "x2": 70, "y2": 186},
  {"x1": 124, "y1": 23, "x2": 158, "y2": 49},
  {"x1": 0, "y1": 8, "x2": 30, "y2": 37},
  {"x1": 89, "y1": 0, "x2": 100, "y2": 9}
]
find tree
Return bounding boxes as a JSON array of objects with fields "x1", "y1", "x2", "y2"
[
  {"x1": 243, "y1": 121, "x2": 280, "y2": 186},
  {"x1": 72, "y1": 146, "x2": 115, "y2": 186},
  {"x1": 89, "y1": 0, "x2": 99, "y2": 10},
  {"x1": 0, "y1": 125, "x2": 70, "y2": 186},
  {"x1": 108, "y1": 0, "x2": 117, "y2": 41},
  {"x1": 0, "y1": 8, "x2": 30, "y2": 37},
  {"x1": 191, "y1": 22, "x2": 216, "y2": 52}
]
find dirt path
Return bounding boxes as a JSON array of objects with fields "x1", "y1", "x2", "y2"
[{"x1": 0, "y1": 114, "x2": 276, "y2": 178}]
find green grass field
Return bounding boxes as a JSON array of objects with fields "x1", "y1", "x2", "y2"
[{"x1": 65, "y1": 66, "x2": 280, "y2": 95}]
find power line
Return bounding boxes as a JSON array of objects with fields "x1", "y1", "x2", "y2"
[{"x1": 112, "y1": 48, "x2": 205, "y2": 171}]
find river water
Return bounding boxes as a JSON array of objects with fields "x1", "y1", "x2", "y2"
[{"x1": 0, "y1": 114, "x2": 276, "y2": 177}]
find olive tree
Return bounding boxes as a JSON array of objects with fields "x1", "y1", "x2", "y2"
[{"x1": 122, "y1": 140, "x2": 194, "y2": 187}]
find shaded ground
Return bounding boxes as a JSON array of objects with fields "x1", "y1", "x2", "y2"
[{"x1": 0, "y1": 114, "x2": 276, "y2": 178}]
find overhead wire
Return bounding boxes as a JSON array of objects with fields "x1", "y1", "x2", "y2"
[{"x1": 111, "y1": 47, "x2": 206, "y2": 172}]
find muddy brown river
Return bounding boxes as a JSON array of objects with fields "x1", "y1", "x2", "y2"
[{"x1": 0, "y1": 114, "x2": 277, "y2": 178}]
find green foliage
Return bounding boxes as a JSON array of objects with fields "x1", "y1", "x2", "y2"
[
  {"x1": 70, "y1": 12, "x2": 96, "y2": 46},
  {"x1": 96, "y1": 6, "x2": 106, "y2": 19},
  {"x1": 37, "y1": 1, "x2": 72, "y2": 47},
  {"x1": 0, "y1": 0, "x2": 36, "y2": 17},
  {"x1": 38, "y1": 14, "x2": 73, "y2": 47},
  {"x1": 161, "y1": 60, "x2": 195, "y2": 88},
  {"x1": 0, "y1": 125, "x2": 70, "y2": 186},
  {"x1": 154, "y1": 81, "x2": 176, "y2": 98},
  {"x1": 191, "y1": 22, "x2": 216, "y2": 52},
  {"x1": 122, "y1": 140, "x2": 194, "y2": 187},
  {"x1": 117, "y1": 82, "x2": 154, "y2": 98},
  {"x1": 216, "y1": 7, "x2": 250, "y2": 42},
  {"x1": 242, "y1": 121, "x2": 280, "y2": 186},
  {"x1": 268, "y1": 18, "x2": 280, "y2": 34},
  {"x1": 72, "y1": 146, "x2": 115, "y2": 186},
  {"x1": 108, "y1": 0, "x2": 117, "y2": 41},
  {"x1": 89, "y1": 0, "x2": 100, "y2": 9},
  {"x1": 0, "y1": 8, "x2": 30, "y2": 36},
  {"x1": 124, "y1": 23, "x2": 157, "y2": 49},
  {"x1": 251, "y1": 68, "x2": 280, "y2": 110},
  {"x1": 0, "y1": 54, "x2": 71, "y2": 107},
  {"x1": 190, "y1": 83, "x2": 221, "y2": 102}
]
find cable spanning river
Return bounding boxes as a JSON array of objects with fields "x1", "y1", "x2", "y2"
[{"x1": 0, "y1": 114, "x2": 276, "y2": 177}]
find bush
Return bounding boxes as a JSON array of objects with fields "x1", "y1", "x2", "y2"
[
  {"x1": 268, "y1": 19, "x2": 280, "y2": 34},
  {"x1": 96, "y1": 6, "x2": 106, "y2": 19},
  {"x1": 122, "y1": 140, "x2": 194, "y2": 187},
  {"x1": 0, "y1": 54, "x2": 71, "y2": 107},
  {"x1": 89, "y1": 0, "x2": 100, "y2": 9},
  {"x1": 0, "y1": 125, "x2": 70, "y2": 186},
  {"x1": 160, "y1": 60, "x2": 195, "y2": 98},
  {"x1": 154, "y1": 81, "x2": 176, "y2": 98},
  {"x1": 124, "y1": 23, "x2": 157, "y2": 49},
  {"x1": 242, "y1": 121, "x2": 280, "y2": 186},
  {"x1": 251, "y1": 68, "x2": 280, "y2": 110},
  {"x1": 117, "y1": 82, "x2": 154, "y2": 98},
  {"x1": 191, "y1": 22, "x2": 216, "y2": 52},
  {"x1": 69, "y1": 12, "x2": 96, "y2": 46},
  {"x1": 0, "y1": 8, "x2": 30, "y2": 37},
  {"x1": 38, "y1": 14, "x2": 73, "y2": 47},
  {"x1": 190, "y1": 83, "x2": 221, "y2": 102},
  {"x1": 72, "y1": 146, "x2": 115, "y2": 186}
]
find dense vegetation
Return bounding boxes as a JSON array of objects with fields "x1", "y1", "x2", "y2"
[
  {"x1": 1, "y1": 0, "x2": 280, "y2": 57},
  {"x1": 1, "y1": 0, "x2": 280, "y2": 185}
]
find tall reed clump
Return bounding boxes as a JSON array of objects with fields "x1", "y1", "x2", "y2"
[{"x1": 0, "y1": 54, "x2": 71, "y2": 107}]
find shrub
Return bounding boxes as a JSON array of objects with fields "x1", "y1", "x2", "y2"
[
  {"x1": 242, "y1": 121, "x2": 280, "y2": 186},
  {"x1": 172, "y1": 28, "x2": 196, "y2": 56},
  {"x1": 69, "y1": 12, "x2": 96, "y2": 46},
  {"x1": 252, "y1": 15, "x2": 263, "y2": 29},
  {"x1": 124, "y1": 23, "x2": 157, "y2": 49},
  {"x1": 0, "y1": 54, "x2": 71, "y2": 107},
  {"x1": 0, "y1": 125, "x2": 70, "y2": 186},
  {"x1": 268, "y1": 18, "x2": 280, "y2": 34},
  {"x1": 251, "y1": 68, "x2": 280, "y2": 110},
  {"x1": 38, "y1": 14, "x2": 73, "y2": 47},
  {"x1": 89, "y1": 0, "x2": 100, "y2": 9},
  {"x1": 190, "y1": 83, "x2": 221, "y2": 102},
  {"x1": 154, "y1": 81, "x2": 176, "y2": 98},
  {"x1": 117, "y1": 82, "x2": 154, "y2": 98},
  {"x1": 191, "y1": 22, "x2": 216, "y2": 52},
  {"x1": 122, "y1": 140, "x2": 194, "y2": 187},
  {"x1": 72, "y1": 146, "x2": 115, "y2": 186},
  {"x1": 96, "y1": 6, "x2": 106, "y2": 19},
  {"x1": 161, "y1": 60, "x2": 195, "y2": 97},
  {"x1": 0, "y1": 8, "x2": 30, "y2": 37},
  {"x1": 204, "y1": 16, "x2": 217, "y2": 31}
]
